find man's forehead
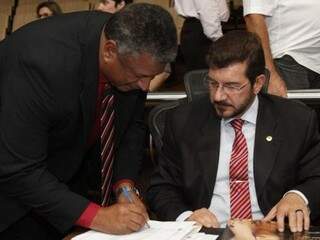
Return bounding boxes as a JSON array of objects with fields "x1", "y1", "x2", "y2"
[
  {"x1": 209, "y1": 62, "x2": 249, "y2": 82},
  {"x1": 121, "y1": 53, "x2": 164, "y2": 75}
]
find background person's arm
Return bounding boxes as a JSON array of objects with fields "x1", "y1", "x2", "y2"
[
  {"x1": 245, "y1": 14, "x2": 287, "y2": 97},
  {"x1": 149, "y1": 64, "x2": 171, "y2": 92},
  {"x1": 196, "y1": 0, "x2": 230, "y2": 41}
]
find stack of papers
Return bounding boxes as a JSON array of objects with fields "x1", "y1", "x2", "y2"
[
  {"x1": 185, "y1": 232, "x2": 218, "y2": 240},
  {"x1": 72, "y1": 220, "x2": 218, "y2": 240}
]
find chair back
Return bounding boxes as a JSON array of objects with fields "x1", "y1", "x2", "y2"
[
  {"x1": 148, "y1": 100, "x2": 183, "y2": 165},
  {"x1": 184, "y1": 69, "x2": 209, "y2": 102}
]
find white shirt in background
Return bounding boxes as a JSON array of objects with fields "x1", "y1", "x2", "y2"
[
  {"x1": 243, "y1": 0, "x2": 320, "y2": 74},
  {"x1": 174, "y1": 0, "x2": 230, "y2": 41}
]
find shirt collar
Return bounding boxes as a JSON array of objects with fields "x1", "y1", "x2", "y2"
[{"x1": 222, "y1": 95, "x2": 259, "y2": 126}]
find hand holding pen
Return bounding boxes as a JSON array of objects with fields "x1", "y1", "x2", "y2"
[{"x1": 122, "y1": 187, "x2": 151, "y2": 229}]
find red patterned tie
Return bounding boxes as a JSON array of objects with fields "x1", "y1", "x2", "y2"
[
  {"x1": 100, "y1": 89, "x2": 115, "y2": 207},
  {"x1": 229, "y1": 119, "x2": 252, "y2": 219}
]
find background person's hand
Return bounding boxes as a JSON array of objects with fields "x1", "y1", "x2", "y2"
[
  {"x1": 263, "y1": 193, "x2": 310, "y2": 232},
  {"x1": 187, "y1": 208, "x2": 220, "y2": 228},
  {"x1": 89, "y1": 202, "x2": 149, "y2": 234},
  {"x1": 267, "y1": 70, "x2": 287, "y2": 97}
]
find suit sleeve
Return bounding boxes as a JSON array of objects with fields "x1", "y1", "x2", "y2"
[
  {"x1": 294, "y1": 110, "x2": 320, "y2": 221},
  {"x1": 147, "y1": 109, "x2": 190, "y2": 220},
  {"x1": 112, "y1": 91, "x2": 147, "y2": 184},
  {"x1": 0, "y1": 59, "x2": 89, "y2": 233}
]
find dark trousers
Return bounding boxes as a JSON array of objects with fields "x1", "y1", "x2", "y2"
[
  {"x1": 275, "y1": 55, "x2": 320, "y2": 89},
  {"x1": 0, "y1": 212, "x2": 63, "y2": 240},
  {"x1": 180, "y1": 18, "x2": 212, "y2": 72}
]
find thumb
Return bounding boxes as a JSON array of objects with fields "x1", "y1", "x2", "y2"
[{"x1": 263, "y1": 205, "x2": 277, "y2": 222}]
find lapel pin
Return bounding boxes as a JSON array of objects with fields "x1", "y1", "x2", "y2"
[{"x1": 266, "y1": 136, "x2": 272, "y2": 142}]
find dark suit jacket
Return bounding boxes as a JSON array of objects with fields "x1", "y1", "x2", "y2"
[
  {"x1": 147, "y1": 94, "x2": 320, "y2": 222},
  {"x1": 0, "y1": 11, "x2": 147, "y2": 233}
]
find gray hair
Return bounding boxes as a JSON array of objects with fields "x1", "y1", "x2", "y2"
[{"x1": 104, "y1": 3, "x2": 177, "y2": 63}]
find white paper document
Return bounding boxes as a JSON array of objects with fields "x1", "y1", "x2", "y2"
[
  {"x1": 72, "y1": 220, "x2": 218, "y2": 240},
  {"x1": 185, "y1": 232, "x2": 219, "y2": 240}
]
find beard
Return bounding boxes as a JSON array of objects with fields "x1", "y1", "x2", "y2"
[{"x1": 213, "y1": 92, "x2": 256, "y2": 119}]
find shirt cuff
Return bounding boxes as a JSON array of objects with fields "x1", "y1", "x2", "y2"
[
  {"x1": 75, "y1": 202, "x2": 101, "y2": 228},
  {"x1": 176, "y1": 211, "x2": 194, "y2": 222},
  {"x1": 284, "y1": 190, "x2": 309, "y2": 205}
]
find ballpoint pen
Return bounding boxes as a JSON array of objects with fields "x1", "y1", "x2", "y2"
[{"x1": 122, "y1": 187, "x2": 151, "y2": 229}]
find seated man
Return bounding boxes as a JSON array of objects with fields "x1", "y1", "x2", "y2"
[{"x1": 147, "y1": 30, "x2": 320, "y2": 233}]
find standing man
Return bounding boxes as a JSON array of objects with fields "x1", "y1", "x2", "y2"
[
  {"x1": 0, "y1": 3, "x2": 177, "y2": 239},
  {"x1": 243, "y1": 0, "x2": 320, "y2": 97},
  {"x1": 147, "y1": 31, "x2": 320, "y2": 233},
  {"x1": 175, "y1": 0, "x2": 229, "y2": 71}
]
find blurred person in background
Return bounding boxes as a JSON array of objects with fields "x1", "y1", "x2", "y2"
[
  {"x1": 244, "y1": 0, "x2": 320, "y2": 97},
  {"x1": 37, "y1": 1, "x2": 63, "y2": 19},
  {"x1": 96, "y1": 0, "x2": 172, "y2": 91},
  {"x1": 175, "y1": 0, "x2": 229, "y2": 72},
  {"x1": 97, "y1": 0, "x2": 133, "y2": 13}
]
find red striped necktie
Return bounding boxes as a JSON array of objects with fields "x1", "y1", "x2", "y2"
[
  {"x1": 100, "y1": 87, "x2": 115, "y2": 207},
  {"x1": 229, "y1": 119, "x2": 252, "y2": 219}
]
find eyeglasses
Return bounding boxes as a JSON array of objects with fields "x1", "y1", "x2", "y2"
[{"x1": 204, "y1": 75, "x2": 249, "y2": 94}]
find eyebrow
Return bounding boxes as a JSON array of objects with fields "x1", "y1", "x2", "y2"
[{"x1": 207, "y1": 77, "x2": 241, "y2": 85}]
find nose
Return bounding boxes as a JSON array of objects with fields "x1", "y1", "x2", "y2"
[
  {"x1": 137, "y1": 79, "x2": 151, "y2": 92},
  {"x1": 212, "y1": 86, "x2": 227, "y2": 102}
]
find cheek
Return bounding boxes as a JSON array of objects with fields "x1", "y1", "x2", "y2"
[{"x1": 105, "y1": 4, "x2": 117, "y2": 13}]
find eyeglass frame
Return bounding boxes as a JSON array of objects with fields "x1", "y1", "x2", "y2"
[{"x1": 203, "y1": 75, "x2": 250, "y2": 94}]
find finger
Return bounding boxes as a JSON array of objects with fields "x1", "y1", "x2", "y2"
[
  {"x1": 129, "y1": 203, "x2": 149, "y2": 220},
  {"x1": 132, "y1": 196, "x2": 145, "y2": 207},
  {"x1": 304, "y1": 208, "x2": 310, "y2": 231},
  {"x1": 197, "y1": 209, "x2": 219, "y2": 228},
  {"x1": 263, "y1": 205, "x2": 277, "y2": 222},
  {"x1": 296, "y1": 210, "x2": 304, "y2": 232},
  {"x1": 191, "y1": 214, "x2": 213, "y2": 228},
  {"x1": 128, "y1": 219, "x2": 144, "y2": 232},
  {"x1": 288, "y1": 210, "x2": 297, "y2": 232},
  {"x1": 135, "y1": 201, "x2": 150, "y2": 220},
  {"x1": 199, "y1": 215, "x2": 214, "y2": 228},
  {"x1": 190, "y1": 216, "x2": 204, "y2": 227},
  {"x1": 276, "y1": 209, "x2": 286, "y2": 232},
  {"x1": 127, "y1": 212, "x2": 146, "y2": 228},
  {"x1": 208, "y1": 213, "x2": 220, "y2": 228}
]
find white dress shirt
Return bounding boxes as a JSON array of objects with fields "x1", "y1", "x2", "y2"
[
  {"x1": 174, "y1": 0, "x2": 230, "y2": 41},
  {"x1": 177, "y1": 96, "x2": 308, "y2": 226},
  {"x1": 243, "y1": 0, "x2": 320, "y2": 74}
]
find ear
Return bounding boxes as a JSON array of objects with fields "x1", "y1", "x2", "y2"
[
  {"x1": 253, "y1": 74, "x2": 266, "y2": 95},
  {"x1": 101, "y1": 39, "x2": 118, "y2": 64},
  {"x1": 117, "y1": 1, "x2": 126, "y2": 10}
]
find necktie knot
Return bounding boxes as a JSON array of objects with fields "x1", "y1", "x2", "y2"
[{"x1": 231, "y1": 119, "x2": 244, "y2": 132}]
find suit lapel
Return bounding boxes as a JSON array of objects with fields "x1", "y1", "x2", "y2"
[
  {"x1": 254, "y1": 94, "x2": 281, "y2": 197},
  {"x1": 195, "y1": 104, "x2": 221, "y2": 207}
]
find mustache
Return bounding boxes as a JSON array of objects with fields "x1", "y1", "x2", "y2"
[{"x1": 214, "y1": 101, "x2": 232, "y2": 107}]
